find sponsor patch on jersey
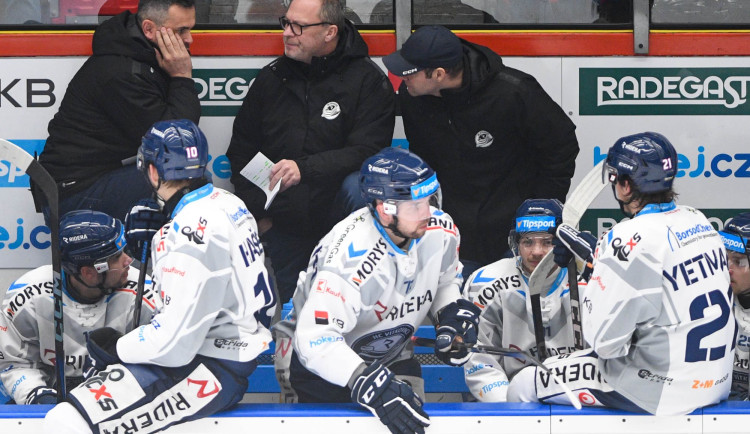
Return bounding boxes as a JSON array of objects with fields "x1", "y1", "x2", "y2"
[
  {"x1": 610, "y1": 232, "x2": 641, "y2": 261},
  {"x1": 181, "y1": 216, "x2": 207, "y2": 245},
  {"x1": 350, "y1": 324, "x2": 415, "y2": 363},
  {"x1": 321, "y1": 101, "x2": 341, "y2": 120},
  {"x1": 315, "y1": 310, "x2": 329, "y2": 325},
  {"x1": 71, "y1": 366, "x2": 146, "y2": 424},
  {"x1": 95, "y1": 363, "x2": 220, "y2": 433},
  {"x1": 350, "y1": 238, "x2": 388, "y2": 287}
]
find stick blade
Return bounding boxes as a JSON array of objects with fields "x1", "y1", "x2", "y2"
[
  {"x1": 562, "y1": 160, "x2": 607, "y2": 227},
  {"x1": 527, "y1": 252, "x2": 559, "y2": 297}
]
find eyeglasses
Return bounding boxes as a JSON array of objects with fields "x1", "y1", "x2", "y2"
[
  {"x1": 279, "y1": 16, "x2": 331, "y2": 36},
  {"x1": 729, "y1": 255, "x2": 750, "y2": 270}
]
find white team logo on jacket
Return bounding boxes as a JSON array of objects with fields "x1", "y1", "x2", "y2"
[
  {"x1": 475, "y1": 130, "x2": 494, "y2": 148},
  {"x1": 321, "y1": 102, "x2": 341, "y2": 120}
]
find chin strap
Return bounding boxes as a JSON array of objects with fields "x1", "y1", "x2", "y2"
[
  {"x1": 67, "y1": 273, "x2": 111, "y2": 304},
  {"x1": 737, "y1": 290, "x2": 750, "y2": 309},
  {"x1": 612, "y1": 183, "x2": 638, "y2": 218}
]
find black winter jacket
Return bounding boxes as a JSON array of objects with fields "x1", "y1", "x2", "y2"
[
  {"x1": 40, "y1": 11, "x2": 200, "y2": 197},
  {"x1": 227, "y1": 21, "x2": 395, "y2": 238},
  {"x1": 399, "y1": 39, "x2": 579, "y2": 265}
]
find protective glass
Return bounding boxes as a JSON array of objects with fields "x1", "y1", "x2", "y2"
[
  {"x1": 519, "y1": 233, "x2": 554, "y2": 251},
  {"x1": 383, "y1": 191, "x2": 441, "y2": 222},
  {"x1": 728, "y1": 252, "x2": 750, "y2": 270},
  {"x1": 94, "y1": 250, "x2": 132, "y2": 274},
  {"x1": 279, "y1": 16, "x2": 331, "y2": 36}
]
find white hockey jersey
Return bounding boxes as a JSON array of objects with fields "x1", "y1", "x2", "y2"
[
  {"x1": 584, "y1": 202, "x2": 734, "y2": 415},
  {"x1": 275, "y1": 207, "x2": 463, "y2": 387},
  {"x1": 731, "y1": 303, "x2": 750, "y2": 400},
  {"x1": 0, "y1": 265, "x2": 156, "y2": 404},
  {"x1": 117, "y1": 184, "x2": 276, "y2": 366},
  {"x1": 463, "y1": 258, "x2": 575, "y2": 401}
]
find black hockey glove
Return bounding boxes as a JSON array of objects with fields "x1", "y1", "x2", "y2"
[
  {"x1": 86, "y1": 327, "x2": 123, "y2": 371},
  {"x1": 554, "y1": 223, "x2": 597, "y2": 282},
  {"x1": 435, "y1": 299, "x2": 481, "y2": 366},
  {"x1": 350, "y1": 362, "x2": 430, "y2": 434},
  {"x1": 124, "y1": 198, "x2": 168, "y2": 257},
  {"x1": 25, "y1": 386, "x2": 57, "y2": 404}
]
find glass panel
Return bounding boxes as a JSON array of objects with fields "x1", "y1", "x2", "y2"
[{"x1": 652, "y1": 0, "x2": 750, "y2": 24}]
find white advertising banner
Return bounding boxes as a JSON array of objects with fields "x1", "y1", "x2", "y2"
[{"x1": 0, "y1": 55, "x2": 747, "y2": 268}]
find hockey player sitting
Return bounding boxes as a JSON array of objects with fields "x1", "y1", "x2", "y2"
[
  {"x1": 507, "y1": 132, "x2": 735, "y2": 415},
  {"x1": 463, "y1": 199, "x2": 576, "y2": 402},
  {"x1": 44, "y1": 119, "x2": 276, "y2": 433},
  {"x1": 273, "y1": 147, "x2": 480, "y2": 434},
  {"x1": 0, "y1": 210, "x2": 155, "y2": 404},
  {"x1": 719, "y1": 212, "x2": 750, "y2": 401}
]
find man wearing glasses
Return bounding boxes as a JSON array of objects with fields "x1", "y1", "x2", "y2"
[
  {"x1": 227, "y1": 0, "x2": 395, "y2": 307},
  {"x1": 719, "y1": 212, "x2": 750, "y2": 401},
  {"x1": 463, "y1": 199, "x2": 575, "y2": 402}
]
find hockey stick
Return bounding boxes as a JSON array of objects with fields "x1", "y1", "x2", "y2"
[
  {"x1": 0, "y1": 139, "x2": 66, "y2": 402},
  {"x1": 527, "y1": 160, "x2": 608, "y2": 351},
  {"x1": 131, "y1": 241, "x2": 150, "y2": 331},
  {"x1": 411, "y1": 336, "x2": 582, "y2": 409}
]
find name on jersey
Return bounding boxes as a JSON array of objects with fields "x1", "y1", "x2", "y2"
[
  {"x1": 538, "y1": 358, "x2": 605, "y2": 388},
  {"x1": 239, "y1": 230, "x2": 264, "y2": 266},
  {"x1": 350, "y1": 238, "x2": 388, "y2": 287},
  {"x1": 474, "y1": 275, "x2": 521, "y2": 308},
  {"x1": 4, "y1": 280, "x2": 53, "y2": 318},
  {"x1": 663, "y1": 247, "x2": 727, "y2": 291},
  {"x1": 375, "y1": 290, "x2": 433, "y2": 322}
]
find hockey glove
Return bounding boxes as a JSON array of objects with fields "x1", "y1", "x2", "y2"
[
  {"x1": 435, "y1": 299, "x2": 481, "y2": 366},
  {"x1": 86, "y1": 327, "x2": 123, "y2": 371},
  {"x1": 25, "y1": 386, "x2": 57, "y2": 404},
  {"x1": 124, "y1": 198, "x2": 168, "y2": 256},
  {"x1": 554, "y1": 223, "x2": 597, "y2": 282},
  {"x1": 350, "y1": 362, "x2": 430, "y2": 434}
]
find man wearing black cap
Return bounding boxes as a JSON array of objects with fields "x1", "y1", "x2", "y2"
[{"x1": 384, "y1": 25, "x2": 579, "y2": 279}]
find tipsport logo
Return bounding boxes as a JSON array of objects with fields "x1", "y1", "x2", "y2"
[
  {"x1": 593, "y1": 146, "x2": 750, "y2": 179},
  {"x1": 193, "y1": 69, "x2": 260, "y2": 117},
  {"x1": 580, "y1": 67, "x2": 750, "y2": 115},
  {"x1": 0, "y1": 140, "x2": 45, "y2": 188}
]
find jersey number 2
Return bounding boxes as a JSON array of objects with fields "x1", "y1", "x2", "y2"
[{"x1": 684, "y1": 288, "x2": 734, "y2": 363}]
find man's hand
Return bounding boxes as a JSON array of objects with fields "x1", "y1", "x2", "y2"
[
  {"x1": 155, "y1": 27, "x2": 192, "y2": 78},
  {"x1": 270, "y1": 159, "x2": 301, "y2": 192},
  {"x1": 435, "y1": 299, "x2": 481, "y2": 366},
  {"x1": 125, "y1": 198, "x2": 168, "y2": 257},
  {"x1": 350, "y1": 362, "x2": 430, "y2": 434},
  {"x1": 554, "y1": 223, "x2": 597, "y2": 281},
  {"x1": 86, "y1": 327, "x2": 123, "y2": 371}
]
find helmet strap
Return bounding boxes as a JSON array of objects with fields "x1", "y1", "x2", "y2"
[{"x1": 67, "y1": 272, "x2": 111, "y2": 304}]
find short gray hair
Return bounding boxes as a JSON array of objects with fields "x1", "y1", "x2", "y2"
[
  {"x1": 319, "y1": 0, "x2": 345, "y2": 29},
  {"x1": 137, "y1": 0, "x2": 195, "y2": 25}
]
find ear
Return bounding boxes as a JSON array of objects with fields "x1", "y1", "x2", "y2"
[
  {"x1": 148, "y1": 164, "x2": 160, "y2": 187},
  {"x1": 323, "y1": 24, "x2": 338, "y2": 43},
  {"x1": 78, "y1": 265, "x2": 98, "y2": 284},
  {"x1": 433, "y1": 67, "x2": 447, "y2": 82},
  {"x1": 141, "y1": 18, "x2": 158, "y2": 41}
]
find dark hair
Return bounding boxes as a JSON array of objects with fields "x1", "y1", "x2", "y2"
[
  {"x1": 319, "y1": 0, "x2": 345, "y2": 30},
  {"x1": 619, "y1": 176, "x2": 678, "y2": 206},
  {"x1": 138, "y1": 0, "x2": 195, "y2": 24},
  {"x1": 424, "y1": 60, "x2": 464, "y2": 79}
]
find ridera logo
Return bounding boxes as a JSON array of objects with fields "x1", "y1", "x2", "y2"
[
  {"x1": 192, "y1": 69, "x2": 261, "y2": 117},
  {"x1": 579, "y1": 68, "x2": 750, "y2": 115}
]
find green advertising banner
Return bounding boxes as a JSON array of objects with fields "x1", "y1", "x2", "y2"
[
  {"x1": 580, "y1": 208, "x2": 746, "y2": 236},
  {"x1": 193, "y1": 68, "x2": 260, "y2": 117}
]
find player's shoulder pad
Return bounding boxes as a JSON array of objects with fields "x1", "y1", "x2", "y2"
[
  {"x1": 319, "y1": 210, "x2": 374, "y2": 268},
  {"x1": 466, "y1": 259, "x2": 522, "y2": 308},
  {"x1": 426, "y1": 209, "x2": 459, "y2": 238},
  {"x1": 2, "y1": 266, "x2": 55, "y2": 320}
]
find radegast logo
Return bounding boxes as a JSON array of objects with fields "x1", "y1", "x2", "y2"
[
  {"x1": 192, "y1": 69, "x2": 260, "y2": 117},
  {"x1": 580, "y1": 68, "x2": 750, "y2": 115}
]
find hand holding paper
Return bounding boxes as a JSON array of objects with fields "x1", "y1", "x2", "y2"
[{"x1": 240, "y1": 152, "x2": 282, "y2": 210}]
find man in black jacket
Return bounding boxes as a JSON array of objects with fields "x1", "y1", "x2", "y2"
[
  {"x1": 384, "y1": 25, "x2": 579, "y2": 279},
  {"x1": 226, "y1": 0, "x2": 395, "y2": 303},
  {"x1": 38, "y1": 0, "x2": 200, "y2": 224}
]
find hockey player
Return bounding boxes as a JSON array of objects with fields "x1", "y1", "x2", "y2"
[
  {"x1": 463, "y1": 199, "x2": 575, "y2": 402},
  {"x1": 273, "y1": 147, "x2": 480, "y2": 434},
  {"x1": 0, "y1": 210, "x2": 155, "y2": 405},
  {"x1": 719, "y1": 212, "x2": 750, "y2": 400},
  {"x1": 508, "y1": 132, "x2": 735, "y2": 415},
  {"x1": 44, "y1": 119, "x2": 276, "y2": 433}
]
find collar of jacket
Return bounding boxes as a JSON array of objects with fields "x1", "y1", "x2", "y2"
[
  {"x1": 92, "y1": 11, "x2": 159, "y2": 68},
  {"x1": 439, "y1": 40, "x2": 503, "y2": 105}
]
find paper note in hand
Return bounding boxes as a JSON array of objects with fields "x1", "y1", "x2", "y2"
[{"x1": 239, "y1": 152, "x2": 282, "y2": 210}]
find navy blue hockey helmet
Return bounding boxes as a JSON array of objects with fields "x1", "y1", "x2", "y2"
[
  {"x1": 508, "y1": 198, "x2": 563, "y2": 257},
  {"x1": 359, "y1": 147, "x2": 441, "y2": 217},
  {"x1": 137, "y1": 119, "x2": 209, "y2": 182},
  {"x1": 720, "y1": 212, "x2": 750, "y2": 257},
  {"x1": 60, "y1": 210, "x2": 126, "y2": 275},
  {"x1": 603, "y1": 132, "x2": 678, "y2": 194}
]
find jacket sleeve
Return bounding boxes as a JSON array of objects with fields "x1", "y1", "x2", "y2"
[
  {"x1": 0, "y1": 307, "x2": 52, "y2": 404},
  {"x1": 464, "y1": 300, "x2": 511, "y2": 402},
  {"x1": 99, "y1": 71, "x2": 201, "y2": 151},
  {"x1": 519, "y1": 77, "x2": 579, "y2": 201},
  {"x1": 226, "y1": 74, "x2": 269, "y2": 219},
  {"x1": 296, "y1": 65, "x2": 395, "y2": 183}
]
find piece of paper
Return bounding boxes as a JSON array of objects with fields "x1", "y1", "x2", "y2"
[{"x1": 239, "y1": 152, "x2": 281, "y2": 210}]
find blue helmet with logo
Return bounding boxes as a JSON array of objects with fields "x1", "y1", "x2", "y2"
[
  {"x1": 60, "y1": 210, "x2": 126, "y2": 275},
  {"x1": 720, "y1": 212, "x2": 750, "y2": 257},
  {"x1": 137, "y1": 119, "x2": 210, "y2": 182},
  {"x1": 508, "y1": 199, "x2": 563, "y2": 257},
  {"x1": 359, "y1": 147, "x2": 441, "y2": 215},
  {"x1": 604, "y1": 132, "x2": 678, "y2": 194}
]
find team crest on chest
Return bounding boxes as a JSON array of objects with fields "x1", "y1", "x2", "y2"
[
  {"x1": 475, "y1": 130, "x2": 494, "y2": 148},
  {"x1": 321, "y1": 102, "x2": 341, "y2": 120}
]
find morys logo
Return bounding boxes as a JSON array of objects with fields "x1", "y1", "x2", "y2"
[
  {"x1": 192, "y1": 69, "x2": 260, "y2": 117},
  {"x1": 580, "y1": 68, "x2": 750, "y2": 115}
]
